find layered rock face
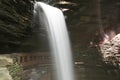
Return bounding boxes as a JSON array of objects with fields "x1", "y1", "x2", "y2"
[{"x1": 0, "y1": 0, "x2": 34, "y2": 52}]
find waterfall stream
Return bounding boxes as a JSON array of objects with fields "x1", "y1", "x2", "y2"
[{"x1": 34, "y1": 2, "x2": 74, "y2": 80}]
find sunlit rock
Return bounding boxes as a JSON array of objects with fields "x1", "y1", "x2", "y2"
[
  {"x1": 0, "y1": 54, "x2": 13, "y2": 67},
  {"x1": 99, "y1": 33, "x2": 120, "y2": 65},
  {"x1": 0, "y1": 54, "x2": 13, "y2": 80},
  {"x1": 0, "y1": 67, "x2": 13, "y2": 80}
]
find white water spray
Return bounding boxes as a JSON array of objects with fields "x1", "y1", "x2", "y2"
[{"x1": 34, "y1": 2, "x2": 74, "y2": 80}]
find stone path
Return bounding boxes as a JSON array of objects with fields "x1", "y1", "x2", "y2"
[{"x1": 24, "y1": 48, "x2": 120, "y2": 80}]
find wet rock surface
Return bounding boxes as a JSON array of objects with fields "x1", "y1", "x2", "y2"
[{"x1": 23, "y1": 66, "x2": 51, "y2": 80}]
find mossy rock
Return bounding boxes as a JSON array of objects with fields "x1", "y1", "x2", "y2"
[{"x1": 7, "y1": 62, "x2": 23, "y2": 80}]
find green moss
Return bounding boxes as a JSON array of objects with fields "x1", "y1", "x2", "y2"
[{"x1": 7, "y1": 62, "x2": 23, "y2": 80}]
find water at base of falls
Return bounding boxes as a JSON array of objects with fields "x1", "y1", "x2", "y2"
[{"x1": 34, "y1": 2, "x2": 75, "y2": 80}]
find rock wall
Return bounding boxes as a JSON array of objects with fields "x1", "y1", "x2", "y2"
[
  {"x1": 99, "y1": 33, "x2": 120, "y2": 67},
  {"x1": 0, "y1": 0, "x2": 33, "y2": 52}
]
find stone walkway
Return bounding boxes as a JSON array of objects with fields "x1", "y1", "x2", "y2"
[{"x1": 24, "y1": 48, "x2": 120, "y2": 80}]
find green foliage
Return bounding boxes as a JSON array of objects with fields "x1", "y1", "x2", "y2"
[{"x1": 7, "y1": 62, "x2": 23, "y2": 80}]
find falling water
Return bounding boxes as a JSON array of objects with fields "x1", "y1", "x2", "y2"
[{"x1": 34, "y1": 2, "x2": 74, "y2": 80}]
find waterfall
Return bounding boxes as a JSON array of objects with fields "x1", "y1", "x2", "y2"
[{"x1": 34, "y1": 2, "x2": 74, "y2": 80}]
